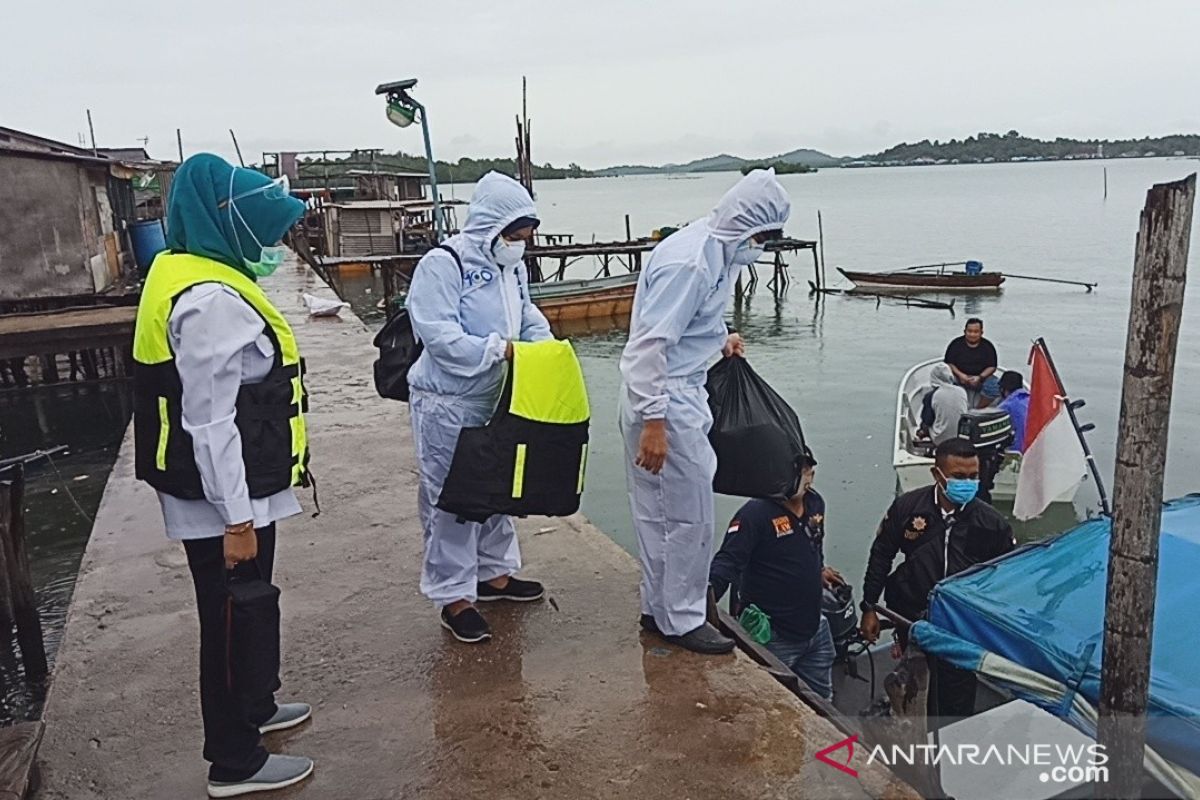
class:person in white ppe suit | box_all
[406,171,554,644]
[619,169,791,654]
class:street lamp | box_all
[375,78,445,242]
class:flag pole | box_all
[1033,336,1111,516]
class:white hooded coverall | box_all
[406,172,553,606]
[618,170,791,636]
[927,363,970,445]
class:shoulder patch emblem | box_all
[904,515,928,540]
[727,521,740,535]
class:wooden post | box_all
[0,505,13,634]
[624,214,632,242]
[0,464,48,679]
[1098,174,1195,798]
[176,128,184,162]
[817,210,827,289]
[86,109,98,157]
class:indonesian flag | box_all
[1013,341,1088,521]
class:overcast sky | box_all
[4,1,1198,168]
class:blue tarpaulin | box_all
[912,494,1200,793]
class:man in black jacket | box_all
[708,452,843,699]
[859,437,1015,719]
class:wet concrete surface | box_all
[35,257,917,800]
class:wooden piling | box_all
[0,464,48,680]
[1097,173,1195,798]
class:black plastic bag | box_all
[706,356,809,499]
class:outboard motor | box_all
[822,582,859,661]
[958,408,1015,504]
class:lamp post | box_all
[375,78,445,242]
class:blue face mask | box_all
[938,469,979,506]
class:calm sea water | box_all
[4,157,1198,722]
[340,158,1200,576]
[0,383,131,722]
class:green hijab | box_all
[165,153,306,280]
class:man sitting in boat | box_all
[918,363,968,445]
[996,370,1030,452]
[708,450,843,700]
[858,438,1015,719]
[944,318,998,404]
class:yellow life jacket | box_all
[131,252,309,499]
[437,339,590,522]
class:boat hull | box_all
[840,268,1005,293]
[529,273,638,332]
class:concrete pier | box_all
[35,257,916,799]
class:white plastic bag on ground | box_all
[303,293,350,318]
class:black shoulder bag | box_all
[373,245,462,402]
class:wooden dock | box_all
[0,306,135,389]
[35,255,918,800]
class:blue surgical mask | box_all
[938,469,979,506]
[731,239,764,266]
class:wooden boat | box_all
[893,358,1078,503]
[839,267,1005,293]
[528,272,638,329]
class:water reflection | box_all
[0,382,132,723]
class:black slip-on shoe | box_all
[477,576,545,603]
[663,622,735,655]
[639,614,661,635]
[441,606,492,643]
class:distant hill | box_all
[595,147,839,176]
[848,131,1200,167]
[772,148,841,168]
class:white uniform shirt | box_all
[156,283,301,540]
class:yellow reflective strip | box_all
[156,396,169,470]
[576,442,588,494]
[512,444,527,499]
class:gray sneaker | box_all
[259,702,312,734]
[207,754,314,798]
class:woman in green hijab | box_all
[132,153,315,796]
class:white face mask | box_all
[731,239,764,266]
[492,237,526,267]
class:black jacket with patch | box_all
[862,486,1014,620]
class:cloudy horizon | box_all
[4,1,1198,169]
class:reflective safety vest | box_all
[437,339,590,523]
[131,252,310,499]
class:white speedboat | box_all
[893,358,1076,503]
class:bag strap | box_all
[433,244,464,283]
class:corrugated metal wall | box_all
[337,208,398,256]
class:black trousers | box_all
[183,525,280,782]
[897,621,977,722]
[930,660,978,721]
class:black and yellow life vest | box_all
[437,340,590,523]
[131,252,310,499]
